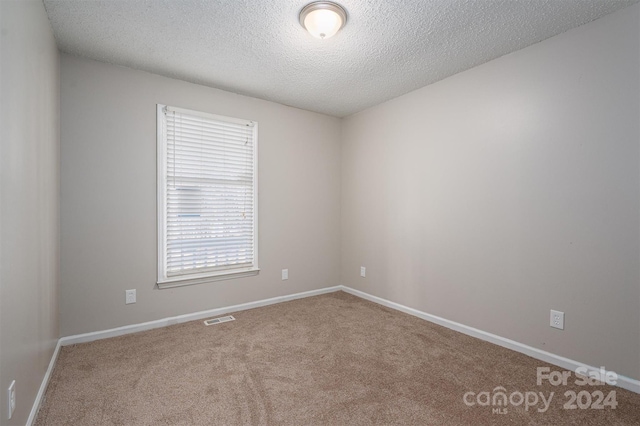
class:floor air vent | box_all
[204,315,235,326]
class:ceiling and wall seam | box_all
[43,0,639,117]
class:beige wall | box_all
[0,1,60,424]
[341,5,640,381]
[59,55,342,336]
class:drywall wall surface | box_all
[341,4,640,380]
[60,55,341,336]
[0,1,60,424]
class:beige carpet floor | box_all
[36,291,640,425]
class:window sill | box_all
[157,268,260,289]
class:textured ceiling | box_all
[44,0,638,117]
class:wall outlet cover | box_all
[550,310,564,330]
[7,380,15,420]
[281,269,288,280]
[360,266,366,277]
[125,289,136,304]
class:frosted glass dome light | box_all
[300,2,347,39]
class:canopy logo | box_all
[462,366,618,414]
[463,387,553,414]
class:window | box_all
[157,105,258,288]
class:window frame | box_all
[156,104,259,289]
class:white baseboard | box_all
[59,285,342,346]
[340,286,640,394]
[26,339,62,426]
[28,282,639,424]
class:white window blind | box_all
[157,105,258,287]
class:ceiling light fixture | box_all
[299,1,347,39]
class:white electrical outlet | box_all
[7,380,15,420]
[125,289,136,304]
[281,269,288,280]
[550,310,564,330]
[360,266,366,277]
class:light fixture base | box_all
[299,1,348,39]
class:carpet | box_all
[35,291,640,425]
